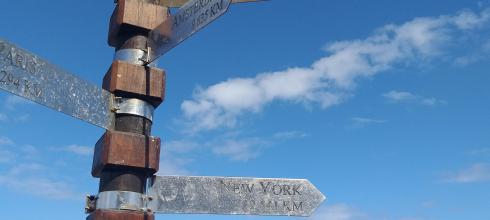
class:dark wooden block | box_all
[87,210,154,220]
[92,130,161,177]
[103,60,166,107]
[109,0,169,47]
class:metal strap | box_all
[114,49,157,67]
[114,98,155,121]
[96,191,149,212]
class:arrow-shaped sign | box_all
[147,0,265,8]
[148,0,233,62]
[0,39,115,130]
[147,176,326,216]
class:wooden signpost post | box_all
[0,0,326,219]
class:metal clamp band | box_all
[114,49,157,67]
[96,191,150,212]
[114,98,155,121]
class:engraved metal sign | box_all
[148,0,232,62]
[0,39,115,130]
[147,176,326,216]
[147,0,265,8]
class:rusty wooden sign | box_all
[147,176,326,216]
[0,39,115,129]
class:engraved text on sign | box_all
[147,176,326,216]
[0,39,114,129]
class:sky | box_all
[0,0,489,220]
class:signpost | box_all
[1,0,327,220]
[147,176,326,216]
[0,39,114,130]
[146,0,265,9]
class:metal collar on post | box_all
[113,98,155,121]
[114,48,157,67]
[96,191,151,212]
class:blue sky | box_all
[1,0,490,220]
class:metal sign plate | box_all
[147,176,326,216]
[148,0,232,62]
[147,0,264,8]
[0,39,114,130]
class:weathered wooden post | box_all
[87,1,168,219]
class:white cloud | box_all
[0,149,14,163]
[469,147,490,155]
[181,8,489,132]
[351,117,387,125]
[165,140,200,154]
[383,91,417,102]
[311,204,363,220]
[4,95,32,110]
[212,138,267,162]
[443,163,490,183]
[0,163,79,200]
[20,144,40,160]
[383,90,446,106]
[0,113,7,122]
[64,145,93,156]
[0,136,13,146]
[348,117,387,129]
[157,148,193,176]
[273,131,308,139]
[157,158,192,176]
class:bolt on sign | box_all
[0,0,327,218]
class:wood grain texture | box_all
[109,0,170,47]
[103,60,166,107]
[92,130,161,177]
[87,210,154,220]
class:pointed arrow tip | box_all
[302,179,327,217]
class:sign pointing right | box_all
[147,176,326,216]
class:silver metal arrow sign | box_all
[0,39,115,130]
[147,0,266,8]
[147,176,326,216]
[148,0,232,62]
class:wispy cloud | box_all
[180,8,488,132]
[64,145,93,156]
[212,138,268,162]
[311,204,364,220]
[0,137,15,163]
[442,163,490,183]
[165,140,200,154]
[468,147,490,155]
[157,148,194,176]
[350,117,387,128]
[0,137,84,200]
[0,96,32,123]
[0,149,14,163]
[0,136,13,146]
[4,95,32,110]
[0,163,80,200]
[273,131,308,139]
[0,113,7,122]
[383,91,446,106]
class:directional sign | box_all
[147,0,265,8]
[147,176,326,216]
[148,0,232,62]
[0,39,115,130]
